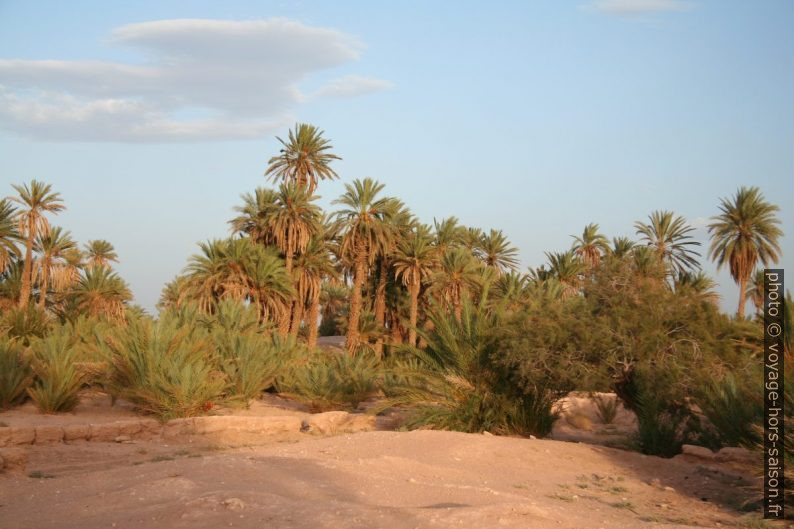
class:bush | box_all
[103,316,227,420]
[281,351,381,412]
[1,306,50,345]
[215,333,280,404]
[591,393,619,424]
[385,299,561,437]
[696,370,763,448]
[0,336,32,409]
[27,329,87,413]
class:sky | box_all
[0,0,792,314]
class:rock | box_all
[116,421,142,437]
[63,424,90,442]
[681,444,716,460]
[529,435,537,440]
[0,447,28,471]
[114,435,132,443]
[663,486,675,492]
[163,418,196,438]
[565,414,593,431]
[7,427,35,445]
[34,426,64,444]
[0,427,10,447]
[715,446,756,464]
[302,412,375,435]
[89,423,123,442]
[483,431,493,436]
[222,498,245,510]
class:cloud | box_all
[0,18,390,142]
[587,0,692,15]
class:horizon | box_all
[1,0,792,313]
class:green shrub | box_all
[104,317,227,420]
[27,329,87,413]
[215,333,280,404]
[0,336,32,409]
[696,370,763,448]
[281,351,381,412]
[591,393,619,424]
[1,306,50,345]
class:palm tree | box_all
[433,217,464,254]
[545,251,585,298]
[393,230,437,346]
[747,269,766,314]
[84,239,118,268]
[429,247,482,321]
[70,266,131,322]
[571,223,610,268]
[0,199,21,274]
[634,211,701,275]
[476,229,520,274]
[333,178,396,352]
[34,227,76,309]
[8,180,65,309]
[291,233,337,345]
[708,186,782,318]
[611,237,635,259]
[674,271,719,305]
[491,271,529,309]
[268,183,321,335]
[265,123,341,195]
[229,187,279,244]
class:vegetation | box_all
[0,122,787,511]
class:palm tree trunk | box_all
[290,298,304,337]
[37,259,49,310]
[373,259,388,356]
[390,310,403,345]
[307,290,321,349]
[737,275,748,319]
[18,217,34,309]
[346,253,366,354]
[278,245,295,336]
[408,278,419,347]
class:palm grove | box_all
[0,125,791,477]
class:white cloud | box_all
[0,18,390,142]
[587,0,692,15]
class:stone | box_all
[114,435,132,443]
[8,427,35,445]
[302,412,374,436]
[163,418,196,438]
[139,419,163,437]
[63,424,90,442]
[222,498,245,510]
[34,426,64,444]
[116,421,143,437]
[0,447,28,471]
[681,444,716,460]
[715,446,756,464]
[483,431,493,436]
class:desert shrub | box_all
[0,336,32,409]
[1,306,50,345]
[591,393,619,424]
[385,299,562,436]
[281,351,381,412]
[215,332,280,404]
[27,328,87,413]
[696,370,763,448]
[103,316,227,420]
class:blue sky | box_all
[1,0,792,313]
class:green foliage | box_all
[103,315,227,420]
[385,299,563,437]
[281,351,381,412]
[27,328,87,413]
[591,393,619,425]
[1,306,50,345]
[0,336,32,409]
[696,371,763,448]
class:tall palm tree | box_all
[747,269,766,315]
[8,180,65,309]
[476,229,520,274]
[0,199,21,274]
[634,211,701,275]
[393,230,437,346]
[291,233,337,345]
[611,237,636,259]
[708,186,782,318]
[34,227,77,309]
[70,266,132,322]
[571,223,610,268]
[433,216,464,254]
[83,239,118,268]
[429,247,482,321]
[674,271,720,306]
[545,251,586,298]
[268,183,321,335]
[491,270,529,309]
[265,123,341,195]
[229,187,279,244]
[333,178,396,352]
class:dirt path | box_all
[0,430,758,529]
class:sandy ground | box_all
[1,427,762,529]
